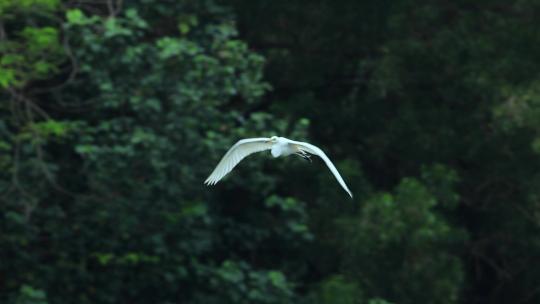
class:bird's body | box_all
[205,136,353,198]
[271,137,297,157]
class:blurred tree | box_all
[0,1,310,303]
[3,0,540,303]
[231,0,540,303]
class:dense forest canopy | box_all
[1,1,540,303]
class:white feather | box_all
[289,140,353,198]
[204,138,273,185]
[204,136,353,198]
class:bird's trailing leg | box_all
[296,149,312,162]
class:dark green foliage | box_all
[232,1,540,303]
[2,0,540,303]
[1,1,306,303]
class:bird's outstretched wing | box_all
[291,140,353,198]
[205,138,273,185]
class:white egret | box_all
[204,136,353,198]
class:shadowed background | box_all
[1,1,540,303]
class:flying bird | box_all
[204,136,353,198]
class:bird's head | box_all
[269,136,278,142]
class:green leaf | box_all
[268,271,287,288]
[0,68,17,88]
[66,9,85,24]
